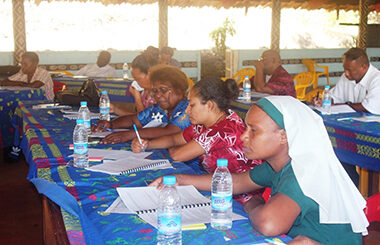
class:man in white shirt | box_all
[330,47,380,115]
[76,51,117,78]
[1,52,54,100]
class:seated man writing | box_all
[315,47,380,115]
[93,65,190,144]
[251,49,296,98]
[0,52,54,100]
[151,96,368,244]
[132,77,263,204]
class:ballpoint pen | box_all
[337,117,353,121]
[93,122,114,132]
[133,124,145,152]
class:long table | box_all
[0,88,45,149]
[230,99,380,197]
[14,100,291,245]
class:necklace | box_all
[209,111,227,127]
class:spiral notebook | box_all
[85,158,172,175]
[116,185,247,228]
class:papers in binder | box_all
[86,158,172,175]
[116,185,247,228]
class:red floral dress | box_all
[183,109,263,204]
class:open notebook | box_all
[86,158,172,175]
[116,185,247,228]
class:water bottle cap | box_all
[325,85,330,89]
[245,76,249,79]
[80,101,87,106]
[102,91,108,95]
[163,176,176,185]
[76,119,84,124]
[217,159,228,167]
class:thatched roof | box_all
[33,0,380,12]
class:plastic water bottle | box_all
[73,119,89,168]
[122,62,129,79]
[242,76,251,102]
[157,176,182,245]
[78,101,91,134]
[322,85,332,115]
[99,91,110,121]
[211,159,233,230]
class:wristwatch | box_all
[345,101,352,105]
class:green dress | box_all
[249,161,362,245]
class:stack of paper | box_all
[116,185,247,228]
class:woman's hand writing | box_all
[131,138,149,153]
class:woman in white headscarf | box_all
[150,95,368,244]
[239,96,368,244]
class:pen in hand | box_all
[93,122,114,132]
[133,124,145,152]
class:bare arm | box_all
[101,123,183,144]
[1,78,43,88]
[129,86,145,112]
[110,102,137,116]
[253,61,275,94]
[169,140,205,162]
[110,114,141,129]
[150,171,262,194]
[131,132,186,152]
[349,103,369,113]
[244,192,300,237]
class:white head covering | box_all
[256,96,368,235]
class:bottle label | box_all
[100,107,109,115]
[322,99,331,107]
[84,120,91,129]
[74,142,88,154]
[212,192,232,211]
[158,213,181,235]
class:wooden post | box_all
[358,0,369,50]
[12,0,27,65]
[158,0,168,49]
[270,0,281,51]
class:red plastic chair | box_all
[365,193,380,223]
[53,81,66,95]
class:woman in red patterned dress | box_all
[132,77,263,204]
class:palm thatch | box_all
[32,0,380,12]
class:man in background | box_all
[328,47,380,114]
[160,46,181,68]
[252,49,296,98]
[1,51,54,100]
[76,50,117,78]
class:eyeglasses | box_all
[151,87,171,96]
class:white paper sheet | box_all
[32,103,72,110]
[89,129,129,138]
[312,104,356,114]
[86,158,172,175]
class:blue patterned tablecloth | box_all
[15,101,291,245]
[0,88,45,149]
